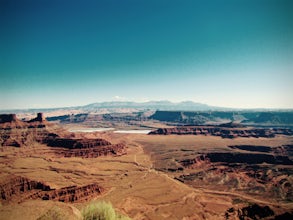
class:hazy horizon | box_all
[1,0,292,110]
[1,99,293,111]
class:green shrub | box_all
[82,201,131,220]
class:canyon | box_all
[149,125,293,138]
[0,112,292,219]
[0,113,126,158]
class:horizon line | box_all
[0,100,293,112]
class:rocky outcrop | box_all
[180,153,293,166]
[0,113,126,158]
[46,138,111,149]
[276,145,293,157]
[150,110,293,125]
[239,204,275,219]
[0,176,104,203]
[149,110,236,124]
[45,137,126,158]
[0,176,51,201]
[180,155,209,167]
[0,113,49,130]
[228,145,272,153]
[178,148,293,202]
[0,119,55,147]
[54,143,126,158]
[29,113,46,123]
[149,126,293,138]
[178,164,293,201]
[29,183,104,203]
[2,139,21,147]
[225,204,293,220]
[274,212,293,220]
[242,112,293,125]
[228,145,293,156]
[225,204,275,220]
[0,114,26,128]
[218,122,246,128]
[0,114,17,123]
[46,114,89,123]
[150,111,185,123]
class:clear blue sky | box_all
[1,0,292,109]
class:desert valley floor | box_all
[0,113,292,219]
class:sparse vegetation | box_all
[81,201,131,220]
[37,207,67,220]
[1,116,292,219]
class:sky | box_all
[0,0,292,109]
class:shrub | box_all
[82,201,120,220]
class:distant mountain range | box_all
[1,101,292,113]
[2,101,292,127]
[47,100,293,112]
[81,100,223,111]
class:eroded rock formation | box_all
[150,110,293,125]
[0,113,55,147]
[53,143,126,158]
[149,126,293,138]
[0,176,104,203]
[225,204,275,220]
[0,176,51,201]
[0,113,49,129]
[28,183,104,203]
[44,137,126,158]
[177,147,293,202]
[207,152,292,165]
[0,113,126,158]
[29,113,46,123]
[46,138,111,149]
[228,145,272,153]
[0,114,17,123]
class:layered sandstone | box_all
[0,113,54,147]
[0,176,104,203]
[150,110,293,125]
[45,138,111,149]
[0,113,126,158]
[0,113,48,129]
[28,183,104,203]
[45,137,126,157]
[149,126,293,138]
[0,114,26,128]
[180,152,293,166]
[177,144,293,202]
[54,143,126,158]
[29,112,46,123]
[0,176,51,201]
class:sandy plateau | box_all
[0,113,292,219]
[0,134,232,219]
